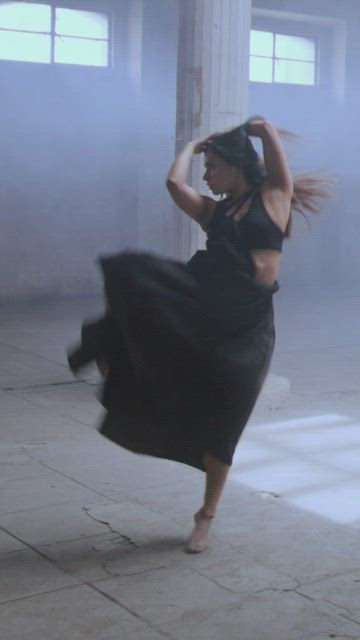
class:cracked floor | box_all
[1,289,360,640]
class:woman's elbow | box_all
[166,176,180,194]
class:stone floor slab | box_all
[1,548,78,603]
[24,436,194,498]
[0,458,50,482]
[159,589,360,640]
[38,531,182,582]
[11,381,102,427]
[0,529,27,553]
[296,573,360,623]
[0,344,73,390]
[0,500,114,546]
[0,389,91,444]
[1,293,360,639]
[91,566,242,627]
[0,583,151,640]
[0,469,102,515]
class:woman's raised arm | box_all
[246,117,293,197]
[166,135,216,229]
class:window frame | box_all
[250,8,347,102]
[0,1,113,68]
[250,28,319,87]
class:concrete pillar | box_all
[175,0,252,259]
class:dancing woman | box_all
[68,117,330,553]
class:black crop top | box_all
[201,187,285,278]
[211,188,284,252]
[236,190,284,252]
[187,187,286,282]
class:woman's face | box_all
[203,151,241,195]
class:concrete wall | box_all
[250,0,360,289]
[3,0,359,298]
[0,0,178,299]
[136,0,178,256]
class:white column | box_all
[175,0,252,259]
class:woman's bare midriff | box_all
[251,249,281,287]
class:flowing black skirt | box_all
[68,250,277,471]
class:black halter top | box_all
[200,187,284,276]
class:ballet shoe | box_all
[185,508,214,554]
[67,318,110,375]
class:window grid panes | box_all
[0,1,110,66]
[250,29,317,86]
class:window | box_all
[0,1,110,66]
[250,29,316,85]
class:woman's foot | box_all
[185,508,214,554]
[96,357,109,377]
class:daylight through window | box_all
[0,1,110,66]
[250,29,316,85]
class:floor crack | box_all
[99,563,168,578]
[192,568,241,594]
[82,507,138,548]
[295,570,360,589]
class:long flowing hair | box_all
[205,122,334,237]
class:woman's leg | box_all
[186,453,230,553]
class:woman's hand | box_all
[191,132,219,155]
[245,116,298,142]
[245,117,293,196]
[244,116,266,137]
[166,132,218,226]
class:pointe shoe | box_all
[185,508,214,554]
